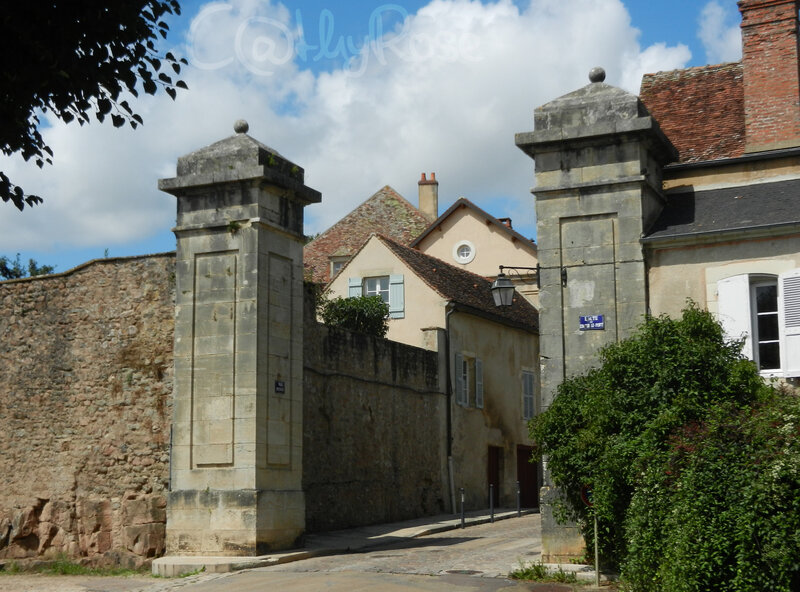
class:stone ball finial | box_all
[234,119,249,134]
[589,67,606,83]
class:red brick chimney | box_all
[497,217,513,229]
[418,172,439,222]
[739,0,800,152]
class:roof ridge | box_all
[642,61,742,81]
[410,197,536,250]
[375,234,538,331]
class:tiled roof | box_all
[377,235,539,332]
[410,197,537,250]
[643,178,800,242]
[304,186,430,284]
[640,62,744,164]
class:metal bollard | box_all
[516,480,521,517]
[460,488,465,529]
[489,484,494,523]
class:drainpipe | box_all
[445,302,456,514]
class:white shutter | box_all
[717,275,753,360]
[779,268,800,377]
[475,359,484,409]
[388,275,405,319]
[348,277,362,298]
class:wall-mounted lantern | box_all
[491,265,538,307]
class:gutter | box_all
[445,303,456,514]
[663,145,800,173]
[642,221,800,248]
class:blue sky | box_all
[1,0,743,274]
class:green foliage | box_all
[0,2,188,210]
[509,561,578,584]
[624,391,800,591]
[0,253,55,279]
[530,305,800,590]
[318,295,389,338]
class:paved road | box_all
[0,514,544,592]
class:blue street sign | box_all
[579,315,605,330]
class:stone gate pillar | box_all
[515,70,676,562]
[158,121,321,555]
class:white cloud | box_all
[698,0,742,65]
[619,42,692,94]
[0,0,692,254]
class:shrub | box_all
[530,304,800,590]
[318,295,389,338]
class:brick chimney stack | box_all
[739,0,800,152]
[418,172,439,222]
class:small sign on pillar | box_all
[579,315,605,331]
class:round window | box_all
[452,240,476,264]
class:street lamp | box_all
[490,265,538,307]
[491,273,515,307]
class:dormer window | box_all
[329,256,350,278]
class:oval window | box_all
[452,240,476,264]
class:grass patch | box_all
[0,555,148,577]
[510,560,578,583]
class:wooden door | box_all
[516,445,539,508]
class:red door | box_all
[516,445,539,508]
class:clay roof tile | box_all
[639,62,744,164]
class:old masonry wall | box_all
[0,254,175,567]
[0,254,449,565]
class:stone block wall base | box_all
[165,489,304,556]
[539,485,585,563]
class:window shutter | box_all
[388,274,405,319]
[717,274,753,360]
[475,359,484,408]
[522,372,535,420]
[455,353,465,405]
[779,268,800,377]
[348,277,362,298]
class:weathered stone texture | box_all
[0,254,175,566]
[0,254,452,563]
[303,287,447,532]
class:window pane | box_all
[759,342,780,370]
[757,313,779,341]
[755,285,777,313]
[364,276,389,302]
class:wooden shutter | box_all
[475,359,484,409]
[388,274,405,319]
[779,268,800,377]
[348,277,362,298]
[455,353,465,405]
[717,274,753,360]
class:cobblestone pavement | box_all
[256,513,542,579]
[0,514,543,592]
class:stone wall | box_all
[0,256,450,562]
[303,287,448,532]
[0,254,175,567]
